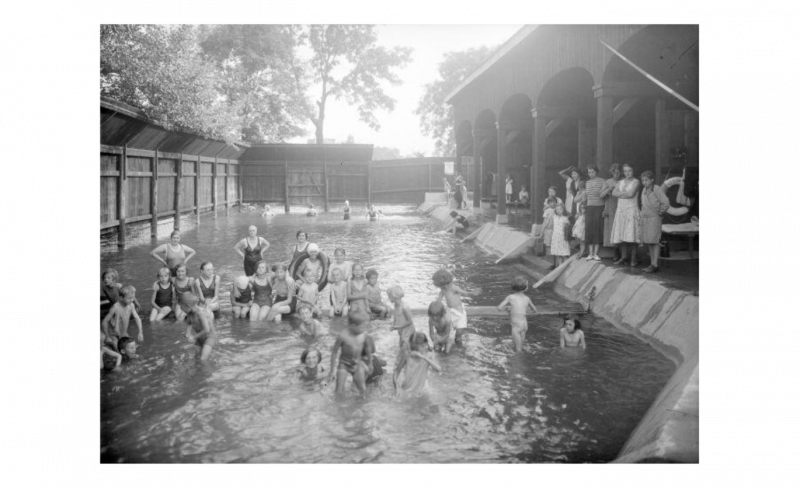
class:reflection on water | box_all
[100,208,675,463]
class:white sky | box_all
[287,25,523,155]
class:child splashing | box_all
[432,269,481,346]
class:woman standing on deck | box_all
[234,225,270,277]
[610,164,642,267]
[638,171,670,273]
[601,164,622,258]
[583,166,605,261]
[150,231,197,277]
[558,166,583,217]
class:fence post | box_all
[238,161,243,208]
[174,154,182,231]
[284,159,290,213]
[151,152,158,238]
[323,160,329,212]
[212,157,218,218]
[194,157,200,224]
[117,146,127,248]
[225,160,230,216]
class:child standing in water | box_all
[327,247,353,282]
[348,263,369,314]
[172,264,194,322]
[428,301,454,354]
[365,269,391,319]
[432,269,481,346]
[327,310,375,397]
[393,332,441,395]
[388,285,415,347]
[329,268,349,317]
[296,243,324,285]
[231,276,253,319]
[102,285,144,344]
[298,304,323,337]
[149,267,175,322]
[180,291,218,361]
[296,267,321,316]
[560,317,586,349]
[306,204,318,216]
[497,276,539,352]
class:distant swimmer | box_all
[306,204,318,217]
[366,205,383,221]
[343,200,351,220]
[261,204,275,217]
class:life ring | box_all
[288,250,330,290]
[662,177,693,216]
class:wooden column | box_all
[284,160,290,213]
[225,161,230,216]
[495,122,508,223]
[323,161,329,212]
[193,157,200,224]
[655,99,669,181]
[174,154,182,231]
[596,95,615,174]
[472,132,482,209]
[238,162,243,207]
[150,153,158,237]
[366,161,372,208]
[532,114,547,225]
[211,158,218,218]
[117,146,127,248]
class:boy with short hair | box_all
[328,267,349,317]
[102,284,143,344]
[117,336,139,361]
[427,301,454,354]
[497,276,539,352]
[365,268,391,319]
[298,304,323,337]
[180,291,217,362]
[432,269,481,346]
[327,310,375,397]
[388,285,415,347]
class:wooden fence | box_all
[242,157,471,208]
[100,144,242,245]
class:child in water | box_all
[366,205,382,221]
[117,336,139,362]
[296,243,324,284]
[298,304,323,337]
[172,264,194,322]
[261,204,275,217]
[432,268,481,346]
[102,285,144,344]
[343,200,351,220]
[497,276,539,352]
[306,204,318,217]
[329,268,349,317]
[267,263,297,322]
[180,291,218,361]
[102,268,141,313]
[347,263,369,314]
[327,310,375,397]
[365,268,391,319]
[231,276,253,319]
[100,331,122,371]
[560,317,586,349]
[393,332,441,395]
[194,262,220,312]
[296,267,321,316]
[327,247,353,282]
[150,267,175,321]
[388,285,415,347]
[444,210,470,234]
[428,301,454,354]
[299,348,325,379]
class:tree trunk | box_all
[315,121,324,144]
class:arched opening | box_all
[455,120,473,184]
[473,110,498,205]
[499,94,533,213]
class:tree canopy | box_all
[415,46,493,156]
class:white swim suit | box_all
[448,305,468,330]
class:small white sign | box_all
[444,161,454,175]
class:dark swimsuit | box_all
[292,243,309,262]
[243,238,263,277]
[173,278,193,298]
[368,210,377,221]
[154,282,174,308]
[272,278,296,313]
[234,283,253,306]
[252,278,273,307]
[343,206,351,220]
[198,275,218,300]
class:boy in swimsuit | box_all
[180,291,218,361]
[497,276,539,352]
[560,317,586,349]
[388,285,415,347]
[365,269,391,319]
[102,285,144,344]
[393,332,441,395]
[327,247,353,282]
[432,269,481,346]
[296,267,321,316]
[329,267,349,317]
[117,336,139,361]
[298,304,323,337]
[427,301,454,354]
[327,310,375,398]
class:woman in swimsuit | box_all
[150,231,197,277]
[234,225,270,277]
[290,230,310,264]
[267,263,297,323]
[193,261,220,312]
[249,260,274,321]
[172,264,194,322]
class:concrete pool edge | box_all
[419,202,699,463]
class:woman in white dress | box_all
[610,164,642,267]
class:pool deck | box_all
[420,197,699,463]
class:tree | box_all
[101,25,241,144]
[290,25,413,144]
[198,25,309,143]
[415,46,493,156]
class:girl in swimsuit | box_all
[172,264,194,322]
[267,263,297,323]
[150,267,175,321]
[249,260,274,321]
[234,225,270,277]
[560,317,586,349]
[393,332,441,396]
[193,262,220,312]
[347,263,369,314]
[102,268,141,313]
[231,275,253,319]
[150,231,197,277]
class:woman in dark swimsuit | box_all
[290,230,310,264]
[234,225,270,277]
[249,260,275,321]
[172,264,195,321]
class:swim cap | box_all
[307,243,319,253]
[235,276,250,289]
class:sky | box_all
[286,25,523,155]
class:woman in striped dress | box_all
[583,165,606,261]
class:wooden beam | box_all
[545,118,566,138]
[593,82,664,99]
[151,152,158,237]
[284,160,290,213]
[596,97,614,174]
[117,147,127,248]
[532,105,594,120]
[612,97,639,126]
[225,161,230,216]
[127,147,155,158]
[174,152,182,231]
[211,157,218,217]
[655,99,669,182]
[100,144,124,155]
[191,155,200,224]
[323,161,329,212]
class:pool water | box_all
[100,207,675,463]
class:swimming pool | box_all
[100,208,675,463]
